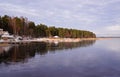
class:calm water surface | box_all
[0,38,120,77]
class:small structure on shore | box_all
[1,31,14,41]
[0,28,4,39]
[53,36,59,38]
[0,28,23,43]
[0,28,15,42]
[0,28,4,35]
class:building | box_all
[0,28,22,42]
[0,28,4,35]
[0,28,14,41]
[1,31,14,40]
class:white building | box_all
[0,28,22,42]
[0,28,14,41]
[1,31,14,40]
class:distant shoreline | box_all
[97,37,120,38]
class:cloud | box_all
[95,24,120,37]
[0,0,120,36]
[0,3,39,16]
[106,25,120,31]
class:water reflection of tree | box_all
[0,40,96,64]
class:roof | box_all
[1,34,14,38]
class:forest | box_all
[0,15,96,38]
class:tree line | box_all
[0,15,96,38]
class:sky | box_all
[0,0,120,37]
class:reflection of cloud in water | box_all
[97,39,120,52]
[107,40,120,52]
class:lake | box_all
[0,38,120,77]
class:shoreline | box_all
[0,37,112,45]
[31,37,107,43]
